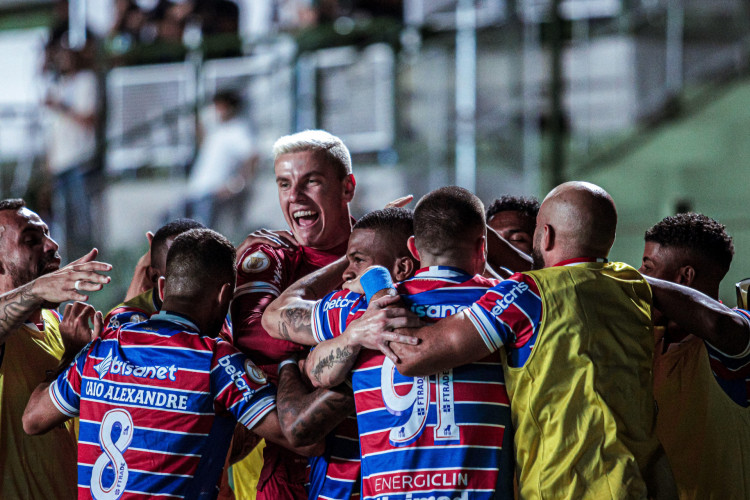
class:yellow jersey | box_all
[0,309,77,499]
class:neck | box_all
[160,297,214,334]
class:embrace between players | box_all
[13,130,750,500]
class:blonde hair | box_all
[272,130,352,177]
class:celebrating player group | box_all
[6,130,750,500]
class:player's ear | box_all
[157,276,166,301]
[147,266,160,287]
[676,265,695,287]
[407,236,420,261]
[393,255,415,282]
[218,282,233,309]
[341,174,355,203]
[542,224,555,251]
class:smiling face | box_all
[0,208,61,289]
[488,210,535,256]
[275,150,354,250]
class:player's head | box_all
[343,207,417,285]
[412,186,486,276]
[273,130,355,250]
[640,213,733,297]
[486,195,539,255]
[150,218,206,286]
[0,198,61,290]
[533,182,617,270]
[160,228,236,337]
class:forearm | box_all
[647,276,750,355]
[262,257,347,345]
[306,335,360,388]
[486,226,532,273]
[391,313,493,377]
[0,282,44,344]
[278,363,354,446]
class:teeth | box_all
[293,210,317,219]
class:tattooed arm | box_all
[0,249,111,345]
[262,256,348,345]
[277,358,355,446]
[305,333,360,389]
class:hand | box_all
[237,229,297,257]
[124,232,154,301]
[384,195,413,209]
[30,248,112,305]
[345,294,422,363]
[342,266,394,297]
[60,301,103,354]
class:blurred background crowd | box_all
[0,0,749,308]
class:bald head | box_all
[534,182,617,267]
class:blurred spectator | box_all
[43,35,99,259]
[186,90,258,228]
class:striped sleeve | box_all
[311,290,366,343]
[50,341,91,417]
[466,273,543,367]
[211,342,277,429]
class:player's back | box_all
[352,266,514,500]
[69,312,275,499]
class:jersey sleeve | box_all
[465,273,543,366]
[211,341,277,430]
[311,290,366,343]
[231,243,306,364]
[706,308,750,379]
[49,341,93,417]
[105,306,150,331]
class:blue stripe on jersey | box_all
[349,267,514,500]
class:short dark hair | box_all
[414,186,485,255]
[486,195,539,221]
[165,228,236,296]
[212,90,242,111]
[353,207,414,256]
[151,218,205,269]
[645,213,734,274]
[0,198,26,212]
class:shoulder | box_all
[319,289,365,311]
[237,243,300,276]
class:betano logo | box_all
[92,349,178,381]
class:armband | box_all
[361,266,395,302]
[278,357,298,374]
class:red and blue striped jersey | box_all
[51,311,276,500]
[467,272,542,368]
[314,266,515,500]
[305,289,365,500]
[706,308,750,407]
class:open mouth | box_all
[293,210,319,228]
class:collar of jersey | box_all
[413,266,472,279]
[553,257,608,267]
[152,310,200,333]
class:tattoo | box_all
[279,305,313,342]
[0,282,42,340]
[310,346,354,384]
[277,364,355,445]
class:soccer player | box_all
[301,187,516,500]
[639,213,750,498]
[485,195,539,256]
[23,228,321,499]
[0,198,111,499]
[106,218,205,329]
[231,129,356,499]
[344,182,676,499]
[265,207,418,500]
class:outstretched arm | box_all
[0,249,111,344]
[277,357,355,446]
[262,256,348,346]
[646,276,750,356]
